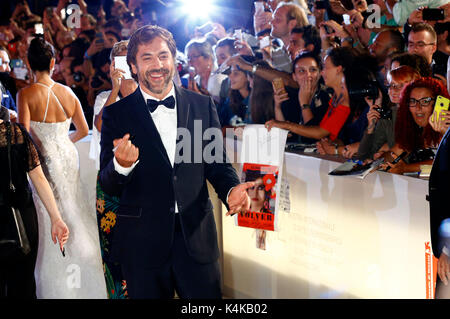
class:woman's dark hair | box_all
[228,70,250,120]
[391,52,432,77]
[250,60,275,124]
[327,48,376,116]
[243,169,273,214]
[292,50,322,71]
[27,37,55,72]
[395,77,449,152]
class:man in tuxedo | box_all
[99,25,253,299]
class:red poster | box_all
[237,163,278,231]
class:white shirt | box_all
[113,84,180,212]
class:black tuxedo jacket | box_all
[99,85,240,267]
[429,128,450,258]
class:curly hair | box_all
[395,77,450,152]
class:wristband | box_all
[301,104,311,110]
[84,51,91,60]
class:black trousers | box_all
[121,214,222,299]
[0,200,39,299]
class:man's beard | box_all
[140,67,174,95]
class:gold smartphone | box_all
[272,77,286,95]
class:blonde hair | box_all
[276,1,309,28]
[110,40,129,62]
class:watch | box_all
[301,104,311,110]
[252,64,258,75]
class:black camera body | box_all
[348,80,379,102]
[374,106,392,119]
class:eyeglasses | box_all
[408,97,434,107]
[187,54,202,62]
[387,83,405,91]
[407,41,435,49]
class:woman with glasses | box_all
[381,77,450,174]
[358,65,420,160]
[184,38,226,103]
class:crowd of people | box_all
[1,0,450,299]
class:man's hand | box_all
[113,133,139,168]
[226,182,255,216]
[225,55,252,72]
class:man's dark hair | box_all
[391,52,432,77]
[70,57,84,74]
[215,37,237,55]
[410,22,437,43]
[27,37,55,72]
[127,25,177,82]
[79,29,96,42]
[434,22,450,45]
[104,18,123,34]
[69,38,90,59]
[292,25,321,56]
[387,29,405,52]
[292,50,322,70]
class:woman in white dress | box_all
[17,37,106,299]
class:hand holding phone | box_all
[434,95,450,121]
[422,8,445,21]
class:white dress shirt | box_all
[113,84,180,212]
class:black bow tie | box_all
[147,96,175,113]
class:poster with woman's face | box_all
[236,163,278,231]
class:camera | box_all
[374,106,392,119]
[348,80,379,102]
[73,71,84,83]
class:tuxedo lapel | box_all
[174,85,191,172]
[131,88,172,169]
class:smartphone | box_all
[114,56,132,79]
[422,8,445,21]
[324,24,333,35]
[34,23,44,35]
[272,77,286,95]
[95,32,104,44]
[434,95,450,121]
[343,14,351,25]
[315,0,327,9]
[10,59,23,69]
[259,36,271,49]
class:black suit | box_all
[99,85,240,298]
[429,128,450,258]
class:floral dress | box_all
[96,176,128,299]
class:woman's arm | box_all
[28,165,69,249]
[17,89,30,132]
[68,89,89,143]
[265,119,330,140]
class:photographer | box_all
[358,66,420,160]
[87,48,112,107]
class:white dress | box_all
[29,82,107,299]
